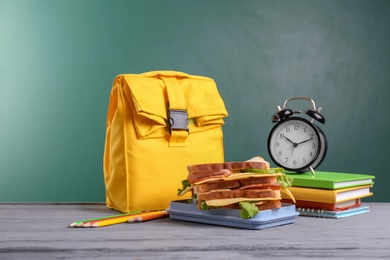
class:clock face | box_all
[268,117,321,172]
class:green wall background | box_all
[1,0,389,202]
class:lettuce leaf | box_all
[177,179,191,196]
[200,201,212,210]
[277,173,293,188]
[239,201,259,219]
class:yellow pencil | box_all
[127,211,169,223]
[84,210,168,227]
[69,210,143,227]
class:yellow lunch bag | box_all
[103,71,228,213]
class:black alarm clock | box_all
[267,97,327,174]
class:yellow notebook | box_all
[282,185,373,203]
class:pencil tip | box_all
[127,217,136,223]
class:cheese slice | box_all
[178,185,193,197]
[223,172,281,180]
[193,177,225,185]
[205,197,281,207]
[193,172,282,185]
[280,186,296,203]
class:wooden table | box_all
[1,203,389,259]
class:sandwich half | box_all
[178,156,295,218]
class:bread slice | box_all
[187,163,225,173]
[197,189,280,202]
[187,160,270,173]
[194,179,241,193]
[239,176,278,186]
[187,169,231,184]
[187,160,271,184]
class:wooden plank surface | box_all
[1,203,389,259]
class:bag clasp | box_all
[168,109,189,134]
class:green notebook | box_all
[286,171,375,190]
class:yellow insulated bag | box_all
[103,71,228,213]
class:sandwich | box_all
[178,156,295,218]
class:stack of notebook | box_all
[281,171,375,218]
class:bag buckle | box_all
[168,109,189,134]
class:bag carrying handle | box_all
[158,74,189,147]
[141,70,190,78]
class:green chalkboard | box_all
[1,0,389,202]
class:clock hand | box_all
[284,136,298,147]
[297,137,313,145]
[291,146,296,156]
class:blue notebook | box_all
[296,205,369,218]
[168,200,299,230]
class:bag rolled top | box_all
[104,71,228,213]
